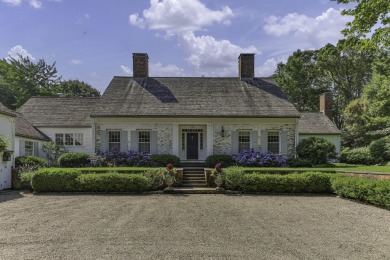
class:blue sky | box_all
[0,0,352,93]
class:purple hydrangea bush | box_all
[232,149,287,167]
[89,147,152,167]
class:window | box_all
[55,133,84,146]
[268,131,280,154]
[138,131,150,153]
[109,131,121,151]
[238,131,250,152]
[25,141,34,156]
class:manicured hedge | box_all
[77,173,150,192]
[339,147,376,165]
[58,152,90,167]
[31,169,82,192]
[15,156,47,168]
[205,155,234,168]
[241,172,335,193]
[297,137,336,164]
[331,176,390,208]
[151,154,180,167]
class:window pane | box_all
[139,143,150,153]
[25,141,33,156]
[109,131,120,143]
[74,133,83,146]
[65,134,74,145]
[55,133,63,145]
[139,131,150,143]
[239,143,250,153]
[238,131,251,152]
[109,143,120,151]
[268,131,279,154]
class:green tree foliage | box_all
[274,50,330,112]
[60,79,100,97]
[317,38,375,128]
[296,137,336,164]
[42,141,68,167]
[333,0,390,49]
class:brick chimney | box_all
[133,53,149,77]
[238,53,255,79]
[320,92,333,121]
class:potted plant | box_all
[210,163,225,191]
[163,163,176,190]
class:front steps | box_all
[179,161,207,187]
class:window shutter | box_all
[19,140,25,156]
[120,131,128,152]
[150,131,158,154]
[231,131,238,154]
[281,130,288,155]
[33,142,39,157]
[100,131,108,152]
[251,131,258,151]
[130,131,138,151]
[261,130,268,153]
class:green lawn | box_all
[241,165,390,174]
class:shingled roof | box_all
[15,112,50,141]
[0,103,16,117]
[299,112,341,135]
[91,77,300,118]
[18,97,100,127]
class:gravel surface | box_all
[0,191,389,259]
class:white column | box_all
[207,123,213,156]
[172,123,179,156]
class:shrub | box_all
[287,158,312,168]
[151,154,180,167]
[224,166,245,190]
[205,155,234,168]
[297,137,336,164]
[96,147,152,166]
[88,153,106,167]
[77,173,150,192]
[339,147,376,165]
[142,169,164,190]
[369,136,390,163]
[241,172,335,193]
[15,156,47,168]
[232,149,287,167]
[58,152,90,167]
[331,176,390,208]
[31,169,82,192]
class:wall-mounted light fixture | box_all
[221,126,225,137]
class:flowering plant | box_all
[163,163,176,180]
[232,149,287,167]
[210,163,224,178]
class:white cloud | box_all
[29,0,42,8]
[71,59,81,64]
[90,72,98,78]
[263,8,352,47]
[84,13,90,19]
[121,62,185,77]
[2,0,21,5]
[129,0,233,34]
[256,57,286,77]
[180,31,259,76]
[120,65,132,75]
[7,45,35,60]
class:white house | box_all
[17,53,341,162]
[0,103,16,190]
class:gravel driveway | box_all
[0,191,389,259]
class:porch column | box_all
[207,123,213,156]
[172,123,179,156]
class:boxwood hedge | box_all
[31,169,82,192]
[77,173,150,192]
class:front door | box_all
[186,133,198,160]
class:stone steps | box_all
[182,166,207,187]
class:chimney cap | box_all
[238,53,255,59]
[132,53,149,58]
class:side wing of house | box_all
[0,103,16,190]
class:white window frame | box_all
[108,131,121,151]
[25,141,34,156]
[138,131,151,153]
[267,131,280,154]
[55,133,84,146]
[238,131,251,153]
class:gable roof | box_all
[299,112,341,135]
[15,112,50,141]
[91,77,300,118]
[0,103,16,117]
[18,97,100,127]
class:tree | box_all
[274,50,330,112]
[317,38,375,128]
[42,141,68,167]
[60,79,100,97]
[333,0,390,49]
[0,55,62,109]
